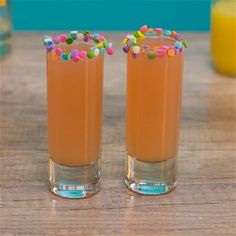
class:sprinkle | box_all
[148,51,156,59]
[133,46,140,54]
[163,30,171,36]
[100,48,106,54]
[147,28,154,33]
[129,38,136,44]
[162,45,169,51]
[84,35,90,42]
[122,38,128,46]
[71,49,79,57]
[175,34,183,41]
[155,28,163,35]
[131,41,138,46]
[94,48,100,56]
[93,39,99,44]
[55,48,63,56]
[133,31,139,38]
[70,31,78,40]
[126,41,131,47]
[92,33,99,38]
[137,31,145,39]
[97,43,103,48]
[61,53,67,61]
[77,33,84,40]
[175,42,182,49]
[121,25,188,59]
[52,36,60,44]
[140,25,147,33]
[46,44,54,50]
[44,37,52,44]
[79,50,87,59]
[73,56,80,62]
[97,35,104,41]
[103,42,108,48]
[107,42,112,48]
[51,53,59,61]
[142,45,150,50]
[182,40,188,48]
[123,43,131,53]
[46,40,53,46]
[142,45,151,53]
[43,30,114,62]
[175,48,181,55]
[60,34,67,43]
[170,31,177,38]
[167,48,175,57]
[106,47,114,55]
[133,31,143,38]
[87,50,94,59]
[66,37,73,44]
[83,30,90,35]
[66,52,72,60]
[123,46,129,53]
[156,49,165,57]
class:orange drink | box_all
[44,31,114,198]
[47,46,104,167]
[123,26,187,195]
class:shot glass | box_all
[123,26,188,195]
[44,31,114,198]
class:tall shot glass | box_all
[45,31,114,198]
[123,26,187,195]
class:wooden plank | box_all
[0,33,236,235]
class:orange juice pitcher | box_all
[211,0,236,77]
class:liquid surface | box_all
[126,38,184,162]
[47,45,104,167]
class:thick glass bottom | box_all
[125,154,177,195]
[49,158,101,199]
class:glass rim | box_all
[122,25,188,59]
[43,30,114,62]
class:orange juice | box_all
[47,45,104,167]
[211,0,236,76]
[126,38,184,162]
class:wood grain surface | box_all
[0,33,236,236]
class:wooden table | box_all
[1,33,236,236]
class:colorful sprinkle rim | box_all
[44,30,114,62]
[122,25,188,59]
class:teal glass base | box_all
[125,154,177,195]
[49,158,101,199]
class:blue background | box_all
[12,0,211,31]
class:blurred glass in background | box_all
[211,0,236,77]
[0,0,11,59]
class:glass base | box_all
[49,158,101,199]
[125,154,177,195]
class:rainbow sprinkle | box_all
[122,25,188,59]
[44,30,114,62]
